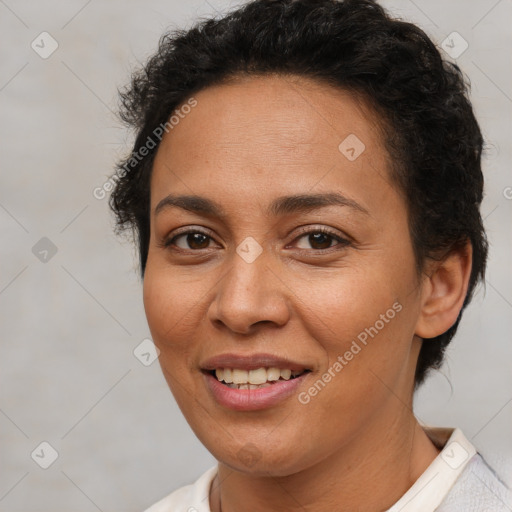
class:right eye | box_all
[163,230,215,251]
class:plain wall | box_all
[1,0,510,510]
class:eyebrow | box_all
[154,192,369,218]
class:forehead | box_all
[151,74,394,213]
[163,74,387,152]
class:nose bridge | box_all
[209,247,289,333]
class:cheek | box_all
[293,264,408,338]
[287,278,416,455]
[144,260,201,341]
[143,264,207,414]
[290,262,419,393]
[142,261,206,380]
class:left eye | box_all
[294,231,348,250]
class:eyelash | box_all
[160,226,350,253]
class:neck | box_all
[210,410,440,512]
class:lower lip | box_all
[203,372,308,411]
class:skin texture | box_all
[143,74,472,512]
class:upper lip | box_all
[201,353,310,372]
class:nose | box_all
[207,250,291,335]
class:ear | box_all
[415,242,473,339]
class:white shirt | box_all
[144,427,511,512]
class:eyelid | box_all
[292,224,346,237]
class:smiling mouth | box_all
[207,367,311,390]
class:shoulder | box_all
[143,466,218,512]
[437,453,512,511]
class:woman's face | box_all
[144,75,425,476]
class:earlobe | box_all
[415,242,473,339]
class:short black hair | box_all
[110,0,488,387]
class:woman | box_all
[110,0,511,510]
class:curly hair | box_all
[110,0,488,387]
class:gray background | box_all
[0,0,510,510]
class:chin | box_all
[209,439,318,478]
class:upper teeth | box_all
[215,367,302,384]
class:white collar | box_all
[385,427,476,512]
